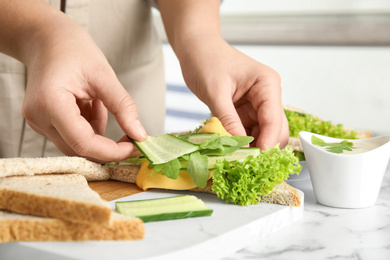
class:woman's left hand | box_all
[178,36,289,149]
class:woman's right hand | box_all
[0,0,147,162]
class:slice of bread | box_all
[106,164,301,207]
[108,164,140,183]
[284,105,372,153]
[0,156,110,181]
[0,211,144,242]
[191,179,301,207]
[259,181,301,206]
[0,174,112,224]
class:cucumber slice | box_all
[115,195,213,223]
[186,133,218,144]
[133,134,199,165]
[180,147,261,169]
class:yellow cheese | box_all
[198,117,231,136]
[136,161,197,191]
[136,116,229,190]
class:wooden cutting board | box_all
[88,180,144,201]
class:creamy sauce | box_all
[343,140,382,154]
[317,139,386,154]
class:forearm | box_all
[157,0,221,60]
[0,0,86,66]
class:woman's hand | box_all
[179,36,289,149]
[158,0,289,149]
[0,0,147,162]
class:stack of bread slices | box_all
[0,157,144,242]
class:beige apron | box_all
[0,0,165,158]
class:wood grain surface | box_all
[88,180,144,201]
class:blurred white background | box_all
[160,0,390,136]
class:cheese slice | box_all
[136,161,197,191]
[136,117,230,190]
[198,117,232,136]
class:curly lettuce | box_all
[285,109,357,139]
[211,146,302,206]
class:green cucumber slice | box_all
[180,147,261,169]
[133,134,199,165]
[115,195,213,223]
[185,133,219,144]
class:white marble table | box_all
[1,163,388,260]
[224,162,390,260]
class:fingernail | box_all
[135,120,147,140]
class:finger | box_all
[26,116,85,158]
[90,99,107,135]
[118,135,143,158]
[76,99,92,121]
[40,127,80,157]
[43,125,132,163]
[207,92,247,137]
[50,92,138,162]
[249,85,284,150]
[256,102,283,150]
[75,99,107,135]
[279,112,290,148]
[88,69,147,142]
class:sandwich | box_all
[0,117,302,208]
[107,116,302,207]
[284,105,372,160]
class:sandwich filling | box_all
[134,117,302,206]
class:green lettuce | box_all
[151,159,182,179]
[285,109,357,139]
[211,146,302,206]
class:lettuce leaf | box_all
[151,159,182,179]
[200,136,254,156]
[211,146,302,206]
[285,109,357,139]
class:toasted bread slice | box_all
[0,156,110,181]
[0,211,144,242]
[106,164,301,207]
[0,174,112,224]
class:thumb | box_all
[91,72,147,141]
[208,97,246,137]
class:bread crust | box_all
[0,211,144,242]
[191,180,301,207]
[0,157,110,181]
[0,174,112,224]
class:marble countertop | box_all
[1,163,388,260]
[224,162,390,260]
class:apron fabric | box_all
[0,0,166,158]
